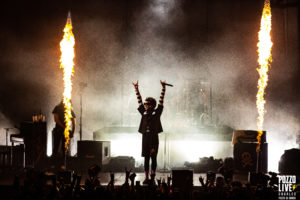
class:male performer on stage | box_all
[52,100,76,165]
[133,80,166,184]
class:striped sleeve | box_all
[135,88,143,106]
[159,87,166,106]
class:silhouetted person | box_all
[133,80,166,184]
[218,157,234,184]
[52,100,76,168]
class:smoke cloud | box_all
[0,0,299,170]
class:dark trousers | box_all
[52,128,65,156]
[144,153,157,174]
[52,127,66,167]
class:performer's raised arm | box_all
[159,80,166,106]
[133,80,143,106]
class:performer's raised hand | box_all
[132,80,139,89]
[133,80,143,106]
[160,80,166,88]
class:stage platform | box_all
[93,125,234,167]
[93,125,233,142]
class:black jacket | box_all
[138,104,163,134]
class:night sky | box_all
[0,0,299,160]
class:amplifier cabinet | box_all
[77,140,110,168]
[233,143,268,173]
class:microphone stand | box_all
[79,82,87,141]
[80,94,83,141]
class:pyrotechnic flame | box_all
[60,12,75,152]
[256,0,272,152]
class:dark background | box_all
[0,0,299,155]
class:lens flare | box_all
[60,12,75,152]
[256,0,272,152]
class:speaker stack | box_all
[279,148,300,175]
[77,140,111,169]
[20,121,47,167]
[232,130,268,173]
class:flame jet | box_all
[256,0,272,152]
[60,11,75,152]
